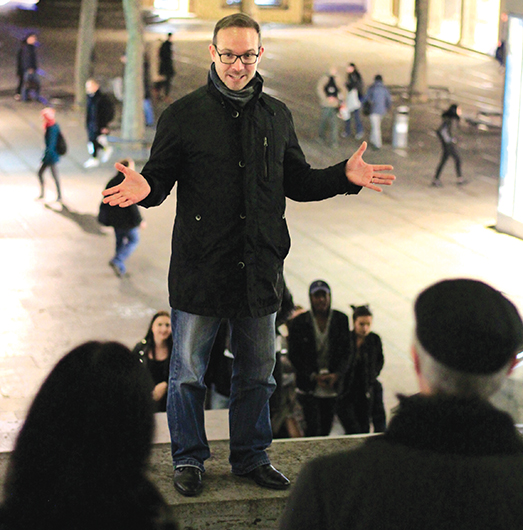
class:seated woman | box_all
[0,341,178,530]
[133,311,172,412]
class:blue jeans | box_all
[112,227,140,273]
[167,310,277,475]
[344,108,364,136]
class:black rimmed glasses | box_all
[214,46,261,65]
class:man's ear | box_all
[209,43,217,61]
[411,344,421,376]
[507,353,522,376]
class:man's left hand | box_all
[345,141,396,192]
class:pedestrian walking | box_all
[317,67,346,147]
[102,13,395,498]
[84,79,115,169]
[432,104,466,187]
[37,107,63,202]
[158,33,175,99]
[98,159,145,277]
[341,62,364,140]
[15,33,42,102]
[362,74,391,149]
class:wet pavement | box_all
[1,11,522,449]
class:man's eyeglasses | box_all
[214,46,260,65]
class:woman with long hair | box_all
[133,311,172,412]
[37,107,63,202]
[0,341,178,529]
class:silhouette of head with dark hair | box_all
[1,341,178,529]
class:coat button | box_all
[240,213,246,219]
[237,261,245,269]
[232,110,240,118]
[239,160,245,168]
[195,214,201,221]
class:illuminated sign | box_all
[497,14,523,240]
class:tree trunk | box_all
[240,0,257,18]
[410,0,429,102]
[74,0,98,108]
[122,0,145,141]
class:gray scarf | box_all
[209,62,262,109]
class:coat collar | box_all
[384,394,523,456]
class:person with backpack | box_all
[98,159,145,277]
[316,67,346,147]
[37,107,63,202]
[84,78,115,169]
[432,104,466,187]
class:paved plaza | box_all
[1,12,522,449]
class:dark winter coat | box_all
[341,330,384,398]
[42,123,61,165]
[86,89,115,138]
[98,174,143,229]
[280,394,523,530]
[345,69,364,99]
[159,40,175,77]
[287,310,351,394]
[140,73,360,318]
[17,42,37,76]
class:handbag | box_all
[362,100,372,116]
[346,88,361,113]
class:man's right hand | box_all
[102,162,151,207]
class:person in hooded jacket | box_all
[432,104,466,187]
[287,280,351,436]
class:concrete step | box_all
[149,436,366,529]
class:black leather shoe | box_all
[243,464,290,490]
[174,466,203,497]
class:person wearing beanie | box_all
[287,280,350,436]
[101,13,395,498]
[432,103,467,187]
[281,278,523,530]
[37,107,63,202]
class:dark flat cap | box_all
[415,279,523,374]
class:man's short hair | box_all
[415,278,523,375]
[212,13,262,47]
[414,336,511,399]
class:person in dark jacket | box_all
[280,278,523,530]
[158,32,175,99]
[84,78,115,168]
[287,280,350,436]
[336,304,385,434]
[102,13,395,498]
[0,341,179,530]
[342,62,364,140]
[98,159,144,277]
[16,32,41,102]
[133,311,172,412]
[432,103,466,186]
[37,107,63,202]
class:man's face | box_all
[311,290,330,315]
[209,26,263,91]
[85,80,99,95]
